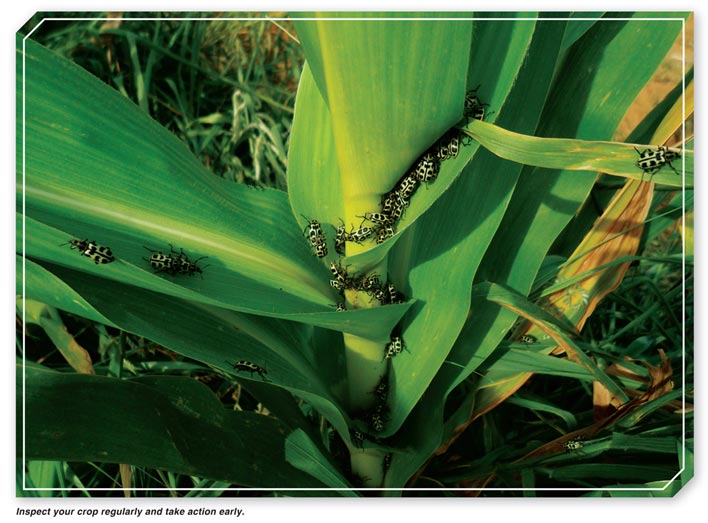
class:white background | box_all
[4,1,704,521]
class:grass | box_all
[23,12,302,189]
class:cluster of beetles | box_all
[61,84,681,448]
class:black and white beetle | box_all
[360,212,393,226]
[634,146,681,175]
[348,225,376,244]
[563,437,584,452]
[358,273,380,290]
[463,86,491,122]
[334,223,348,255]
[387,282,405,304]
[369,403,388,433]
[329,261,350,283]
[144,244,207,277]
[385,336,404,359]
[435,130,461,161]
[520,334,538,344]
[376,226,396,244]
[65,238,115,264]
[372,376,389,402]
[302,216,328,257]
[414,153,441,183]
[228,360,269,381]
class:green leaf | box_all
[19,213,410,340]
[21,299,96,374]
[18,255,116,327]
[26,257,358,444]
[454,14,687,407]
[289,17,473,257]
[461,119,692,187]
[387,18,568,486]
[284,429,356,494]
[294,16,472,198]
[19,364,330,489]
[19,37,413,337]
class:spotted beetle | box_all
[65,238,115,264]
[334,223,348,255]
[173,254,208,277]
[302,216,328,257]
[376,226,396,245]
[372,287,389,304]
[348,225,376,244]
[356,273,381,293]
[394,173,420,201]
[369,403,388,433]
[360,212,393,226]
[229,360,269,381]
[563,437,585,452]
[435,130,461,161]
[329,261,351,292]
[385,336,404,359]
[387,282,405,304]
[144,244,207,277]
[634,146,681,175]
[145,250,176,273]
[372,377,389,402]
[330,279,346,292]
[463,86,490,122]
[520,334,538,344]
[414,153,440,183]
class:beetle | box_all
[384,336,404,359]
[66,238,115,264]
[376,226,396,245]
[329,261,349,282]
[329,261,352,292]
[435,130,461,161]
[563,437,585,452]
[372,377,389,402]
[356,273,381,293]
[144,250,176,273]
[387,282,405,304]
[66,238,90,252]
[387,202,405,222]
[335,302,346,312]
[334,222,348,255]
[348,226,376,244]
[463,86,490,122]
[173,254,209,277]
[381,192,397,214]
[520,334,537,344]
[635,146,681,175]
[301,215,324,242]
[360,212,392,226]
[369,403,388,433]
[350,429,366,449]
[228,360,269,381]
[84,242,115,264]
[144,244,207,277]
[414,153,440,183]
[372,287,389,304]
[302,216,328,257]
[330,279,346,292]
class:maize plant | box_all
[17,12,693,495]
